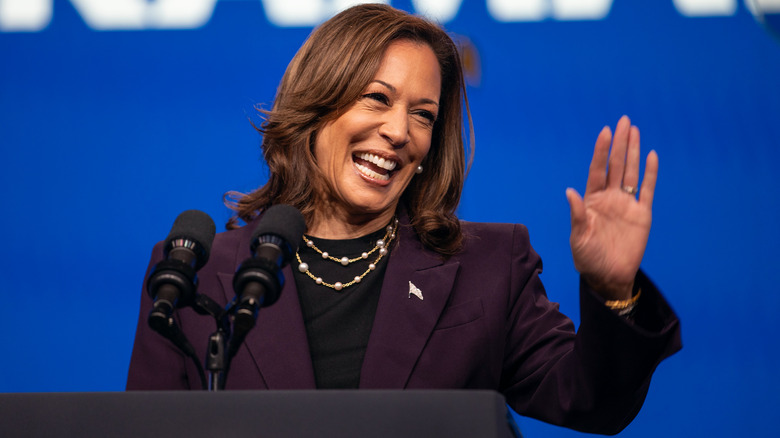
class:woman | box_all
[127,4,681,434]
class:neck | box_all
[307,205,397,239]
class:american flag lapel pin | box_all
[408,281,423,300]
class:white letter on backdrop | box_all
[552,0,612,20]
[673,0,737,16]
[487,0,548,22]
[747,0,780,15]
[412,0,463,23]
[262,0,388,27]
[69,0,217,30]
[0,0,51,32]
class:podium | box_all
[0,390,521,437]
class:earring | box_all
[415,165,423,174]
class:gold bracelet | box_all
[604,288,642,310]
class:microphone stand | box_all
[161,294,259,392]
[192,294,232,391]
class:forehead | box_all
[373,40,441,97]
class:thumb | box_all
[566,188,586,233]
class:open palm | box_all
[566,116,658,301]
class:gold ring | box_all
[622,185,638,195]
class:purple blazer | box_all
[127,214,681,434]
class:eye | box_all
[415,109,437,125]
[362,92,389,105]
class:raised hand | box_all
[565,115,658,301]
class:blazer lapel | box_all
[359,220,460,389]
[215,222,316,389]
[214,212,459,390]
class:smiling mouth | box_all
[353,152,398,182]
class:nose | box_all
[378,106,410,148]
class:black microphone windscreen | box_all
[164,210,217,268]
[251,204,306,254]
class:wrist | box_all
[604,288,641,319]
[604,288,641,309]
[583,275,634,301]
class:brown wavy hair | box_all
[225,4,473,256]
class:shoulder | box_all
[202,221,256,272]
[458,220,533,256]
[454,220,542,281]
[213,222,253,249]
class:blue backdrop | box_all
[2,1,779,436]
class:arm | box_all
[500,225,681,434]
[502,117,680,432]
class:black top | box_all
[292,227,390,389]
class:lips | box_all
[353,152,399,182]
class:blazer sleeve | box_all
[125,242,194,390]
[500,224,681,434]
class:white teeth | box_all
[356,163,390,181]
[356,152,397,171]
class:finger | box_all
[606,115,631,188]
[584,126,611,196]
[639,150,659,208]
[622,125,641,190]
[566,187,586,233]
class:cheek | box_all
[315,121,360,169]
[312,119,342,159]
[312,133,341,173]
[413,134,433,163]
[312,128,327,162]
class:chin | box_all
[342,194,399,218]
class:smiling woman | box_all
[224,4,470,255]
[310,40,440,237]
[127,4,681,435]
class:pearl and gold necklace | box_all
[295,218,399,291]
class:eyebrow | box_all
[372,80,439,107]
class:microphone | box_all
[145,210,216,390]
[229,204,305,355]
[147,210,216,329]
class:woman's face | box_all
[313,39,441,221]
